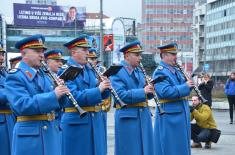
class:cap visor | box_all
[76,44,91,48]
[129,50,143,53]
[29,45,47,50]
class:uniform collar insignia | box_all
[18,61,37,81]
[25,70,32,78]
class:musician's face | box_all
[71,47,89,65]
[163,53,177,66]
[192,96,200,106]
[22,48,45,69]
[0,52,5,66]
[125,52,142,67]
[47,59,63,73]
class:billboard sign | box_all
[14,3,86,28]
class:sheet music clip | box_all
[59,65,83,81]
[103,65,122,77]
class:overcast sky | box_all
[0,0,142,22]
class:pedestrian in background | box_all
[224,72,235,124]
[198,73,214,107]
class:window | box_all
[224,10,227,17]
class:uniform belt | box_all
[115,102,148,109]
[65,105,102,113]
[17,113,55,122]
[159,97,187,104]
[0,109,13,114]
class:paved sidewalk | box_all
[107,102,235,155]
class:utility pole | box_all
[99,0,104,64]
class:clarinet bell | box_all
[76,105,87,117]
[200,97,208,104]
[157,105,165,115]
[119,101,127,108]
[79,110,87,117]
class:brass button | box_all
[42,125,48,130]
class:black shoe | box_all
[205,142,211,149]
[230,120,233,124]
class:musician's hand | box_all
[98,79,111,93]
[144,84,154,94]
[186,80,195,88]
[54,85,70,99]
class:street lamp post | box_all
[100,0,104,64]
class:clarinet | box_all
[139,62,165,115]
[175,63,208,104]
[41,61,87,117]
[88,61,127,108]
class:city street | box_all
[107,103,235,155]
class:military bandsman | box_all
[9,55,22,69]
[152,43,194,155]
[0,42,16,155]
[110,41,155,155]
[4,34,70,155]
[44,49,64,74]
[60,34,111,155]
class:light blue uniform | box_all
[0,68,15,155]
[60,57,110,155]
[110,60,154,155]
[5,61,64,155]
[153,61,191,155]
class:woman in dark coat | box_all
[198,74,214,107]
